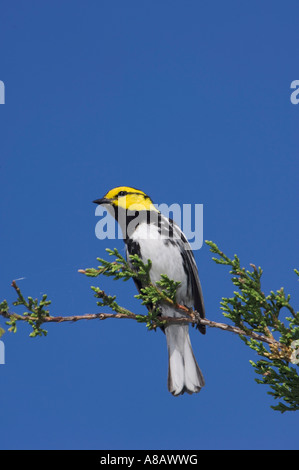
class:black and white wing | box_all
[172,221,206,335]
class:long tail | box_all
[165,324,205,396]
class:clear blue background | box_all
[0,0,298,450]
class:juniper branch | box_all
[0,275,285,348]
[206,240,299,412]
[1,243,298,412]
[0,305,285,348]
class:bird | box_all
[93,186,206,396]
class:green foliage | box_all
[91,286,133,317]
[0,300,9,338]
[156,275,181,303]
[82,247,152,284]
[5,282,50,337]
[83,248,180,330]
[206,240,299,412]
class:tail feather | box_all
[166,324,204,396]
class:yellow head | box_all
[93,186,159,213]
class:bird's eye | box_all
[118,191,128,197]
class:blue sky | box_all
[0,1,298,450]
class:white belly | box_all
[130,222,191,306]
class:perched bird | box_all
[93,186,206,396]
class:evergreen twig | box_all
[1,242,298,412]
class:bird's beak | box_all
[93,197,111,205]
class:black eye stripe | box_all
[117,191,150,198]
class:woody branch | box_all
[0,280,283,350]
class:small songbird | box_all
[93,186,206,396]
